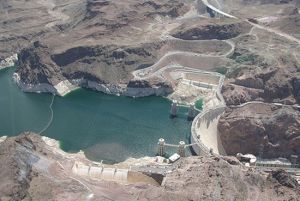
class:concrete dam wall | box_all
[191,105,226,156]
[191,74,227,156]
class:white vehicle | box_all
[169,153,180,163]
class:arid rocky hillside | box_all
[215,0,300,158]
[2,0,299,95]
[219,103,300,158]
[171,18,252,40]
[0,133,299,200]
[219,54,300,158]
[1,0,190,87]
[1,0,300,199]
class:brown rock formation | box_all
[219,25,300,158]
[171,19,252,40]
[218,103,300,158]
[222,67,300,105]
[1,0,189,92]
[0,133,299,200]
[270,169,299,189]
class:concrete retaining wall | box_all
[191,106,226,155]
[72,162,128,183]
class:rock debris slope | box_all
[0,133,299,200]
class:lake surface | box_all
[0,67,192,163]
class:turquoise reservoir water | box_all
[0,67,192,163]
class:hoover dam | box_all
[0,0,300,199]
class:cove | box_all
[0,67,192,163]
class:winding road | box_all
[132,38,234,81]
[229,100,300,109]
[201,0,300,45]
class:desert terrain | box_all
[0,0,300,200]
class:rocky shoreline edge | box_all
[0,53,172,97]
[0,54,18,70]
[12,71,173,97]
[0,132,298,200]
[0,134,166,168]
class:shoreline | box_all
[3,71,187,165]
[0,54,18,70]
[41,136,168,167]
[12,72,173,98]
[12,73,80,96]
[0,136,7,144]
[8,65,226,161]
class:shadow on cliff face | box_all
[269,169,299,189]
[49,42,165,84]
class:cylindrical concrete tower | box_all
[170,100,178,118]
[157,138,165,156]
[178,141,186,157]
[188,103,196,120]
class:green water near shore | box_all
[0,67,192,163]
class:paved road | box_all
[201,0,237,19]
[132,39,234,80]
[202,0,300,45]
[230,100,300,109]
[246,20,300,45]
